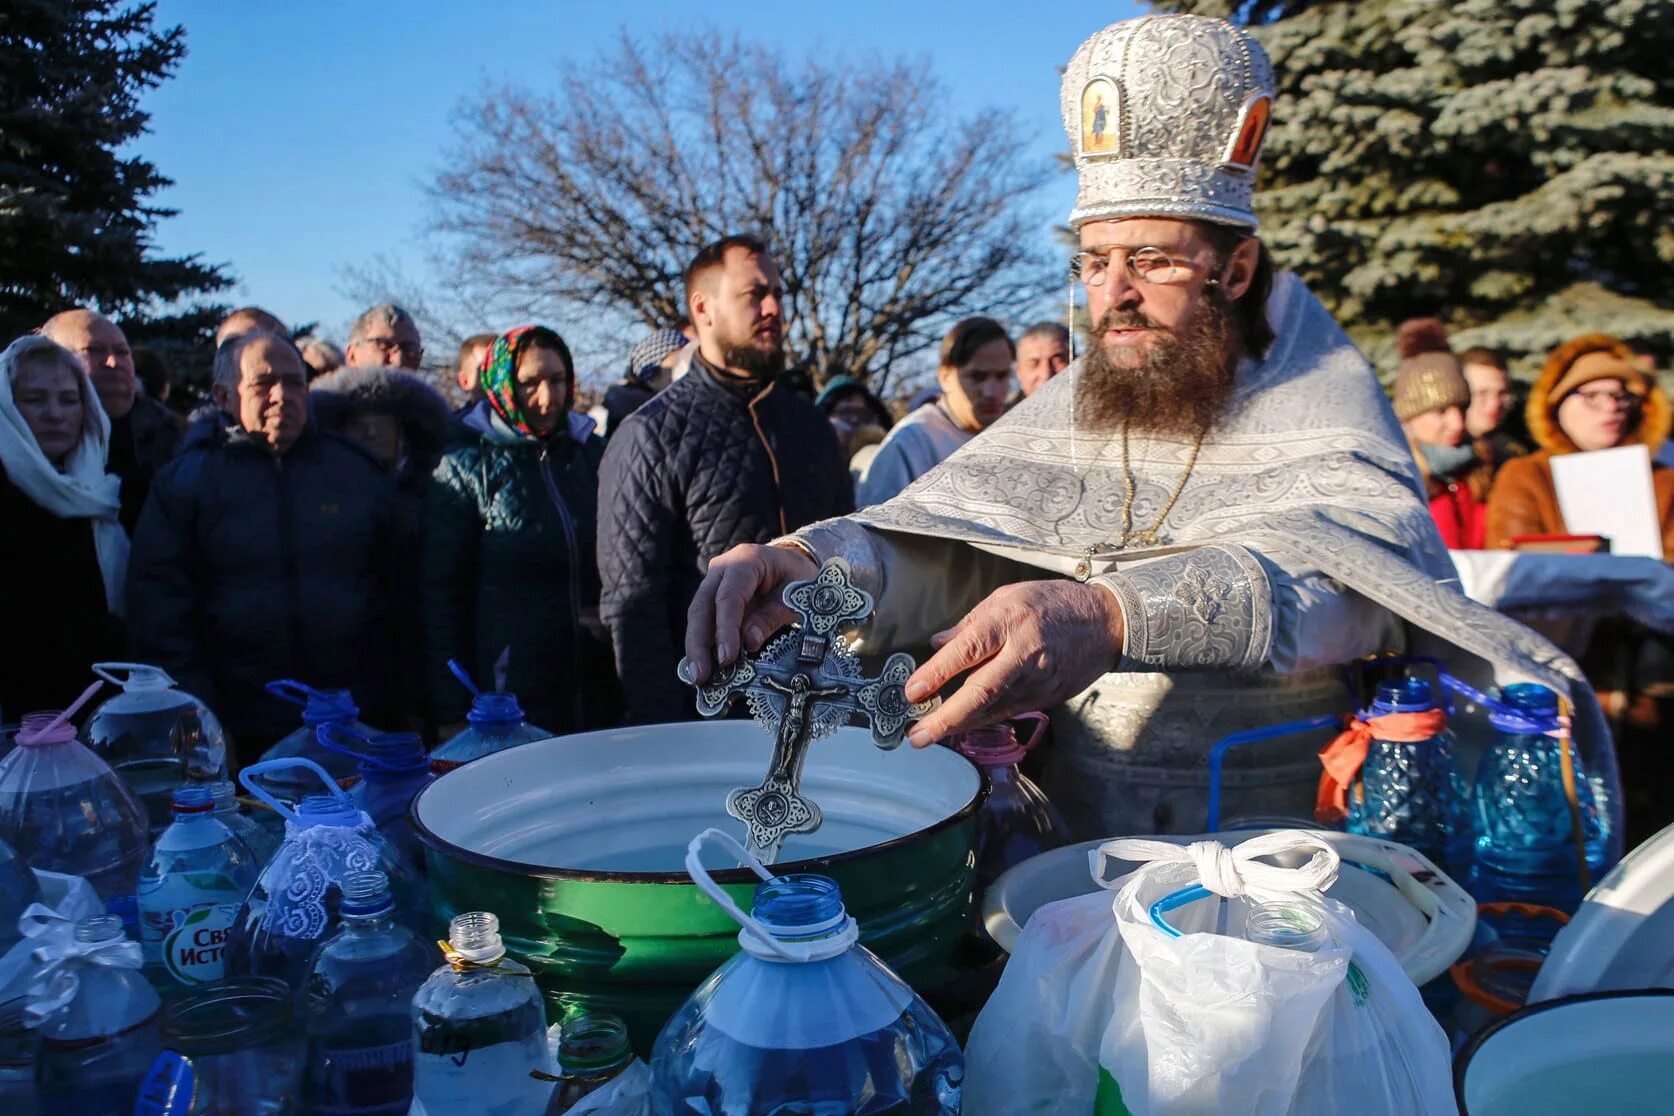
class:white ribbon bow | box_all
[22,906,144,1025]
[1091,830,1341,900]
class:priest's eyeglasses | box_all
[1070,246,1200,287]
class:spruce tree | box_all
[0,1,228,339]
[1159,0,1674,376]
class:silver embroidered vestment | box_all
[786,274,1624,845]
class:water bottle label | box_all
[151,901,240,984]
[413,1040,544,1113]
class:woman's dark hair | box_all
[1197,222,1276,360]
[514,326,575,408]
[940,317,1015,370]
[132,346,171,400]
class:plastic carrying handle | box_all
[264,679,351,715]
[238,757,352,823]
[91,662,177,691]
[684,828,857,964]
[314,722,416,772]
[1205,714,1342,832]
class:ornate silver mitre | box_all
[1061,14,1277,230]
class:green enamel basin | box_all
[411,722,983,1052]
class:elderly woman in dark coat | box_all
[420,326,620,735]
[311,365,453,732]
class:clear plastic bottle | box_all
[321,726,434,877]
[1345,678,1469,871]
[430,692,551,775]
[1243,901,1329,952]
[302,871,434,1116]
[226,759,422,994]
[652,833,964,1114]
[84,663,228,836]
[1470,683,1609,913]
[209,778,281,865]
[0,711,149,905]
[412,911,550,1116]
[34,915,163,1112]
[252,682,377,804]
[950,715,1070,897]
[545,1012,644,1114]
[139,785,261,991]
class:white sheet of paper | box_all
[1550,445,1662,559]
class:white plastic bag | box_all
[965,832,1454,1116]
[0,869,104,1005]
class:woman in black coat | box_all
[0,335,128,718]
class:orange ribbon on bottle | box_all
[1314,709,1448,824]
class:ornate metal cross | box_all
[676,558,938,863]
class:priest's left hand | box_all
[903,579,1125,747]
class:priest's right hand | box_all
[684,543,819,685]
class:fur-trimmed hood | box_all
[1526,333,1670,456]
[310,365,453,472]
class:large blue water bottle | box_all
[318,725,434,876]
[430,662,551,775]
[302,870,434,1115]
[33,914,163,1112]
[1470,682,1608,912]
[1345,678,1469,871]
[253,682,377,803]
[225,758,422,994]
[652,829,963,1114]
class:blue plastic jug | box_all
[1346,678,1469,871]
[429,662,550,775]
[318,724,433,877]
[1470,682,1609,912]
[252,682,376,804]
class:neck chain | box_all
[1118,422,1205,549]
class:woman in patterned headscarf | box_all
[421,326,621,735]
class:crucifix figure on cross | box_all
[676,558,939,863]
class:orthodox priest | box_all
[684,14,1624,847]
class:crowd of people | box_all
[2,225,1669,781]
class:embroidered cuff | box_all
[775,519,885,600]
[1090,544,1273,672]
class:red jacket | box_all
[1428,477,1488,549]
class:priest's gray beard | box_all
[1076,285,1240,438]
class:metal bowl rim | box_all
[409,737,989,884]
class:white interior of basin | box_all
[413,722,981,874]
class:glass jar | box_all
[159,977,305,1115]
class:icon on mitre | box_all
[1221,93,1272,174]
[1080,77,1120,158]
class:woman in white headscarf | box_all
[0,334,129,715]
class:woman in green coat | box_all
[422,325,620,734]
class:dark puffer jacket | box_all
[421,403,619,733]
[126,415,397,759]
[598,357,853,724]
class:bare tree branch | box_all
[429,29,1058,395]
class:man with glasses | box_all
[345,304,424,370]
[683,13,1621,842]
[41,308,182,531]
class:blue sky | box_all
[139,0,1144,370]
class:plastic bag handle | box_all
[237,757,347,822]
[684,828,804,962]
[91,662,177,690]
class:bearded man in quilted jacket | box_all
[598,235,853,724]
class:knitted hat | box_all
[626,329,688,383]
[1546,347,1649,407]
[1061,15,1277,230]
[1392,351,1471,422]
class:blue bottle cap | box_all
[1371,677,1437,714]
[294,793,362,828]
[468,691,526,727]
[170,785,215,815]
[1501,683,1558,715]
[751,874,849,941]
